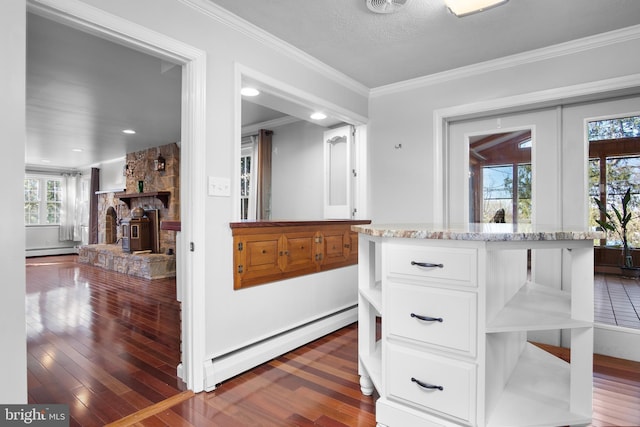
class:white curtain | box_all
[59,173,83,241]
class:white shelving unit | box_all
[354,224,600,427]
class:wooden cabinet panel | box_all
[231,220,370,290]
[235,233,282,289]
[321,229,349,265]
[280,231,317,274]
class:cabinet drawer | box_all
[387,345,476,424]
[388,283,476,355]
[386,244,477,287]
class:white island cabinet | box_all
[352,223,603,427]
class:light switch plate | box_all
[208,176,231,197]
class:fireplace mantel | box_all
[115,191,171,208]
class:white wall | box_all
[271,120,325,220]
[97,158,126,192]
[25,226,78,256]
[29,0,369,390]
[0,0,27,404]
[9,0,638,402]
[368,30,640,223]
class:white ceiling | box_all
[26,13,182,170]
[25,1,640,169]
[207,0,640,88]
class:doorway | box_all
[443,95,640,361]
[563,95,640,361]
[26,1,207,391]
[447,108,563,346]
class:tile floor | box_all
[594,273,640,329]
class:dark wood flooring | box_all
[26,255,640,426]
[26,255,185,426]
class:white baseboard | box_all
[26,247,79,257]
[595,323,640,362]
[203,306,357,391]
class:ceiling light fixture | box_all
[445,0,508,17]
[72,148,83,152]
[122,129,136,134]
[366,0,409,14]
[241,87,260,97]
[310,112,327,120]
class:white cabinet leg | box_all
[360,374,374,395]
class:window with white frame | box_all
[240,137,257,220]
[24,175,63,225]
[481,163,531,224]
[588,115,640,247]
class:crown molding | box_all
[371,24,640,98]
[28,0,206,64]
[177,0,370,97]
[241,116,301,137]
[25,164,82,174]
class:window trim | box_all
[24,174,64,226]
[588,116,640,247]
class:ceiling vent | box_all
[366,0,409,14]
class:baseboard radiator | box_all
[26,246,79,257]
[202,305,358,391]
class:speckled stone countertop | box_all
[351,223,605,241]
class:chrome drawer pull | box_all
[411,377,444,391]
[411,313,443,322]
[411,261,444,268]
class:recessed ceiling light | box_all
[72,148,83,152]
[310,112,327,120]
[122,129,136,134]
[241,87,260,97]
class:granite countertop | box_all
[351,223,605,241]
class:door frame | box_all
[434,76,640,359]
[27,0,208,391]
[434,74,640,225]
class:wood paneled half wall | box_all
[230,220,370,290]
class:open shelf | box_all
[356,229,595,426]
[115,191,171,208]
[359,281,382,314]
[486,282,592,333]
[487,342,591,427]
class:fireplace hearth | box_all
[78,244,176,279]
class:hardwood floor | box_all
[26,256,640,426]
[26,255,185,426]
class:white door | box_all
[324,125,353,219]
[447,107,562,345]
[563,95,640,361]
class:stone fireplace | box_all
[79,142,180,279]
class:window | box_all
[589,115,640,247]
[240,138,257,220]
[240,152,252,220]
[24,175,63,225]
[588,115,640,141]
[469,130,532,223]
[481,163,531,223]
